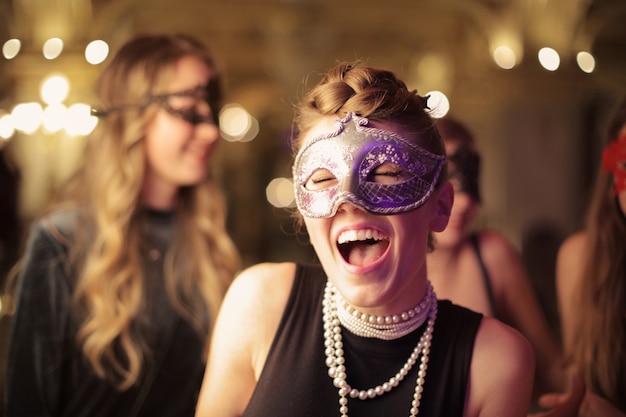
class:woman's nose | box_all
[196,122,220,144]
[336,200,368,215]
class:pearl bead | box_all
[323,280,437,417]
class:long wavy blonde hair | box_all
[50,33,240,390]
[570,99,626,411]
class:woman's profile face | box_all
[142,55,220,207]
[433,141,480,248]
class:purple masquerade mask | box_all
[293,113,446,218]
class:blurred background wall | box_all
[0,0,625,407]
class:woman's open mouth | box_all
[337,228,390,267]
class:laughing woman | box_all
[195,62,535,417]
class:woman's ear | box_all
[430,181,453,232]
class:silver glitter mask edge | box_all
[292,113,446,218]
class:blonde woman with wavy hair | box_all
[553,98,626,417]
[5,33,240,417]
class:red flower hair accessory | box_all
[602,134,626,195]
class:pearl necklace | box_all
[335,282,434,340]
[322,282,437,417]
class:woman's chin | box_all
[434,229,466,249]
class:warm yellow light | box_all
[266,177,295,208]
[64,103,98,136]
[576,51,596,73]
[43,38,64,60]
[417,53,449,86]
[12,103,43,134]
[85,40,109,65]
[41,75,70,105]
[219,104,258,142]
[489,29,523,70]
[538,47,560,71]
[493,45,517,69]
[2,39,21,60]
[425,91,450,119]
[43,104,68,133]
[0,114,15,139]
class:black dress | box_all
[242,263,483,417]
[4,209,206,417]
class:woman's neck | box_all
[141,180,178,210]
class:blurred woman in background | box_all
[555,98,626,416]
[427,116,564,397]
[4,33,240,417]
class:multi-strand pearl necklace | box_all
[335,283,434,340]
[322,281,437,417]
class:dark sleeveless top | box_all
[469,233,497,317]
[242,264,483,417]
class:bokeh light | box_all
[493,45,517,69]
[41,75,70,105]
[538,47,560,71]
[2,39,21,60]
[266,177,295,208]
[43,38,64,60]
[65,103,98,135]
[219,104,259,142]
[576,51,596,73]
[12,103,44,134]
[85,40,109,65]
[425,91,450,119]
[43,104,68,133]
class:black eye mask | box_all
[150,84,218,126]
[91,81,220,126]
[448,145,481,203]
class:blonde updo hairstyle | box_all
[293,62,445,159]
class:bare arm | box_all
[465,316,535,417]
[195,262,296,417]
[480,231,564,393]
[554,232,586,359]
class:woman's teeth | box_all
[337,228,387,244]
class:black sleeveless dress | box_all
[242,263,483,417]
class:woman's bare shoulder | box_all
[233,262,298,287]
[473,316,535,368]
[227,262,298,310]
[557,231,587,260]
[198,262,299,417]
[473,229,527,286]
[474,229,518,258]
[466,316,535,416]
